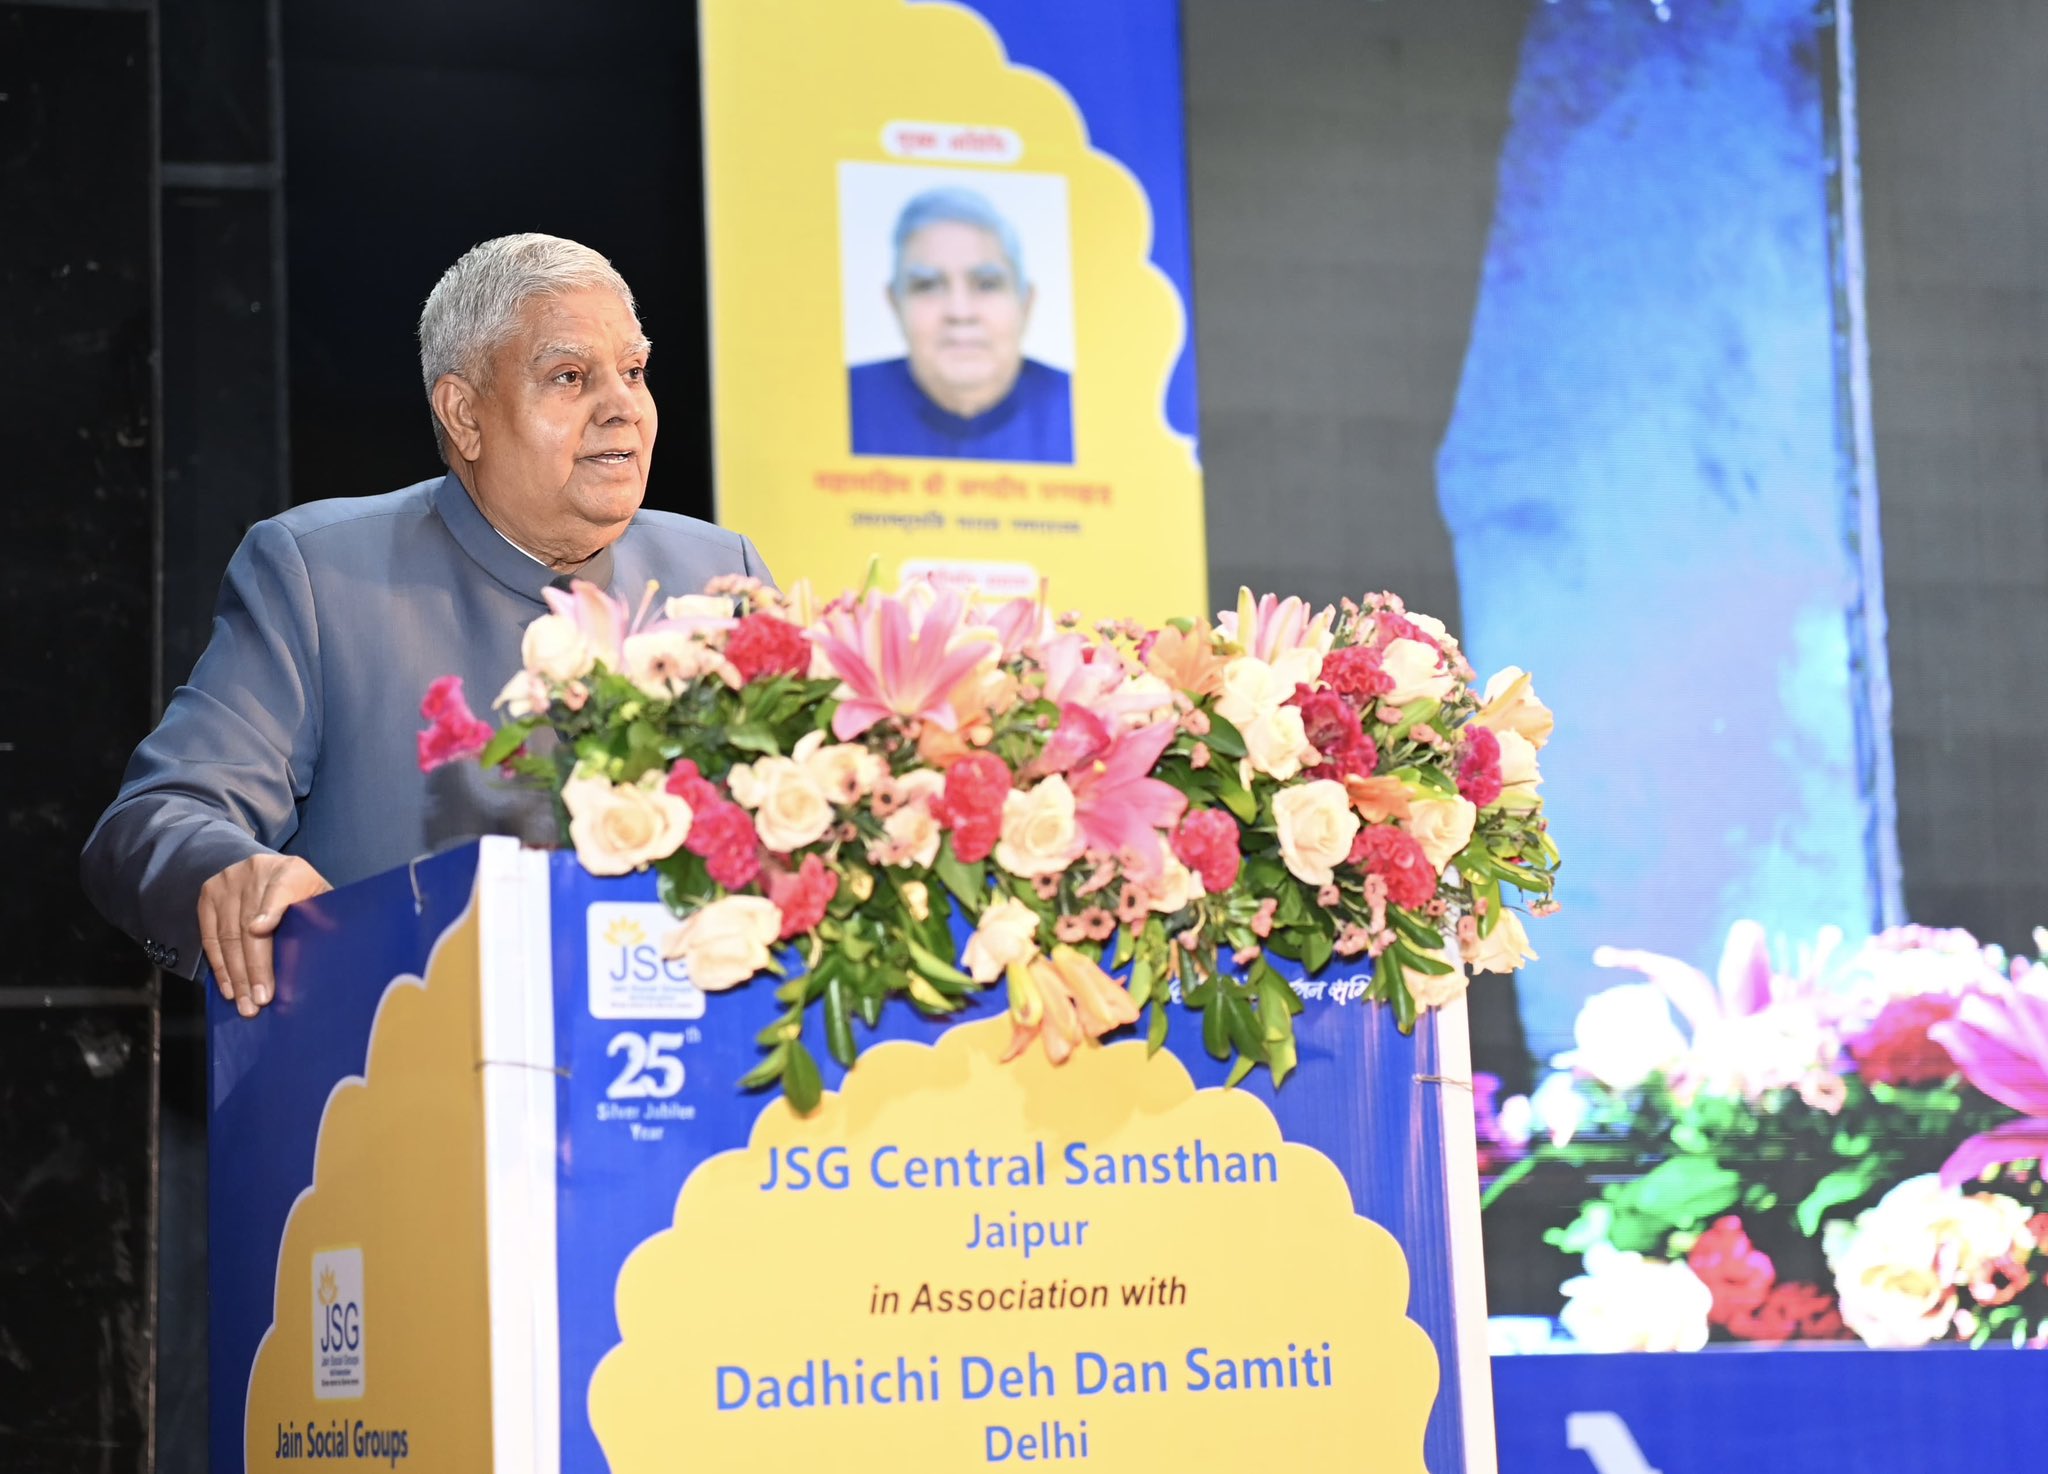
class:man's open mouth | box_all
[584,451,636,464]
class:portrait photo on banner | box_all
[838,161,1077,466]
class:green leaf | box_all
[725,722,781,755]
[906,937,975,988]
[933,840,988,914]
[1299,928,1334,977]
[737,1044,789,1091]
[1146,999,1170,1055]
[1203,712,1248,759]
[1795,1158,1887,1236]
[1201,994,1230,1060]
[479,718,539,768]
[1215,763,1258,822]
[1223,1054,1256,1089]
[1221,989,1263,1056]
[782,1041,823,1114]
[824,977,857,1068]
[1128,954,1157,1010]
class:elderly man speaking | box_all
[82,234,769,1017]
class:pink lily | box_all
[1062,719,1187,878]
[1215,587,1335,664]
[543,579,629,669]
[1932,972,2048,1186]
[1037,633,1171,726]
[971,596,1052,663]
[814,587,991,739]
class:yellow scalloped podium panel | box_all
[242,902,493,1469]
[590,1018,1436,1470]
[702,0,1207,623]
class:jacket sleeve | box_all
[79,519,324,979]
[739,532,776,589]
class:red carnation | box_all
[664,757,720,811]
[1848,995,1961,1086]
[1296,685,1380,782]
[1458,725,1504,808]
[1172,809,1242,895]
[934,753,1012,864]
[723,613,812,684]
[683,795,762,891]
[417,676,496,772]
[1726,1281,1846,1343]
[1687,1215,1775,1327]
[766,854,839,939]
[1349,825,1434,908]
[1373,610,1428,650]
[1292,686,1358,751]
[1320,645,1394,701]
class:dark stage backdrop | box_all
[282,0,716,524]
[1857,0,2048,959]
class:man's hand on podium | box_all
[199,855,333,1018]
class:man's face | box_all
[464,286,657,563]
[890,221,1033,414]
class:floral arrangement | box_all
[420,576,1560,1112]
[1483,922,2048,1351]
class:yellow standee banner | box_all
[702,0,1208,623]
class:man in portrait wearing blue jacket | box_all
[81,234,770,1016]
[848,187,1074,464]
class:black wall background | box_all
[10,1,2048,1468]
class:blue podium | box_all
[209,838,1494,1471]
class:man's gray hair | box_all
[418,233,638,459]
[890,188,1028,295]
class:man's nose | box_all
[592,365,646,422]
[944,282,978,318]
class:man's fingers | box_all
[198,891,234,1002]
[247,861,330,936]
[224,922,260,1018]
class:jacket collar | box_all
[432,473,617,605]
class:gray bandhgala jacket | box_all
[81,473,770,979]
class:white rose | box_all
[1496,729,1541,788]
[521,612,595,683]
[872,798,942,869]
[1467,908,1539,975]
[1402,795,1477,873]
[963,897,1044,983]
[1408,612,1457,650]
[1380,637,1455,706]
[563,774,693,876]
[1241,706,1318,782]
[1555,982,1690,1092]
[493,669,550,720]
[791,730,883,804]
[1479,667,1555,749]
[995,776,1084,878]
[1558,1245,1713,1353]
[726,756,833,852]
[1269,645,1325,690]
[1145,852,1205,915]
[1407,942,1471,1010]
[664,593,737,622]
[622,628,720,697]
[1214,656,1292,728]
[1271,780,1361,886]
[660,895,783,992]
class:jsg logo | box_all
[311,1247,365,1399]
[587,904,706,1020]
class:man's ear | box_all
[1017,284,1036,333]
[431,373,485,462]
